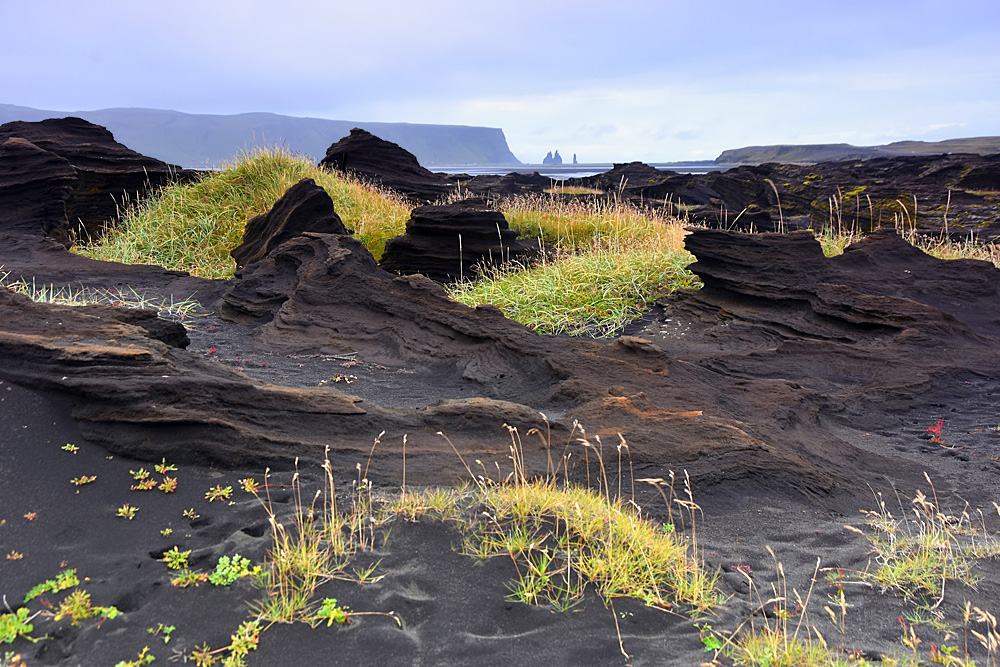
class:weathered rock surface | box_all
[680,227,1000,340]
[446,170,554,198]
[456,154,1000,239]
[5,219,999,506]
[220,231,558,399]
[210,225,947,500]
[0,285,552,478]
[379,198,536,282]
[571,155,1000,238]
[652,228,1000,453]
[0,117,189,242]
[0,137,76,237]
[318,128,454,203]
[231,178,349,269]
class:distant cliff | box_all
[716,136,1000,165]
[0,104,521,168]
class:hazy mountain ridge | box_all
[716,136,1000,165]
[0,104,521,168]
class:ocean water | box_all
[430,161,732,179]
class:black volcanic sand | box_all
[4,377,1000,667]
[3,231,1000,666]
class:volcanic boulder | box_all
[681,227,1000,338]
[318,128,453,203]
[579,161,672,194]
[231,178,350,270]
[378,198,536,283]
[450,171,556,198]
[0,117,187,242]
[662,227,1000,411]
[0,137,76,238]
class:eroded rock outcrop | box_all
[0,137,76,237]
[679,227,1000,341]
[219,231,559,401]
[379,198,536,282]
[0,286,552,480]
[7,220,995,503]
[512,154,1000,238]
[231,178,349,270]
[448,171,554,198]
[0,117,187,242]
[318,128,453,203]
[654,227,1000,436]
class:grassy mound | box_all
[448,195,697,336]
[74,149,999,339]
[74,147,411,279]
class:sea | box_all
[430,161,732,180]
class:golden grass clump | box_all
[448,195,699,337]
[74,147,411,279]
[816,227,1000,267]
[435,426,721,622]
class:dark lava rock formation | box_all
[573,155,1000,239]
[319,128,454,203]
[648,228,1000,504]
[0,137,77,237]
[3,200,1000,506]
[231,178,350,269]
[446,170,555,198]
[0,117,188,243]
[666,227,1000,397]
[379,198,536,282]
[218,230,558,401]
[456,155,1000,240]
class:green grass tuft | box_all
[449,195,699,336]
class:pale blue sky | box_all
[3,0,998,162]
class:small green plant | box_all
[188,619,262,667]
[148,623,175,643]
[117,503,139,520]
[70,475,96,487]
[170,570,208,588]
[208,554,258,586]
[61,443,79,454]
[158,477,178,493]
[190,643,216,667]
[5,552,23,561]
[0,608,40,645]
[205,485,232,502]
[24,569,79,602]
[697,623,724,652]
[311,598,349,627]
[183,508,200,520]
[154,458,177,475]
[162,546,191,570]
[131,467,157,491]
[160,527,173,537]
[114,645,155,667]
[50,589,120,626]
[239,478,260,494]
[1,652,25,667]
